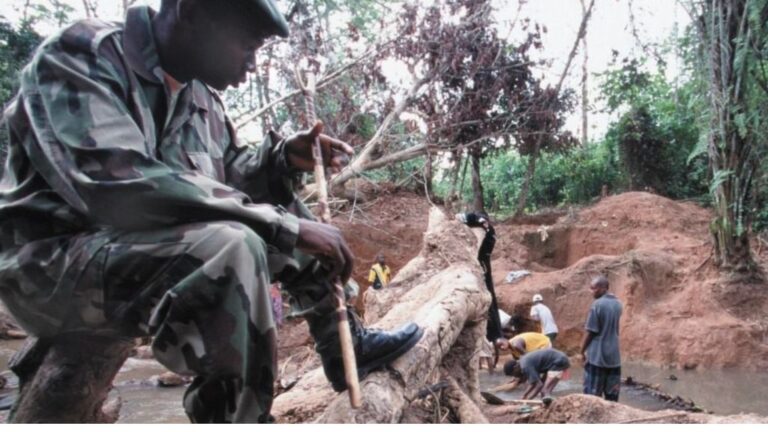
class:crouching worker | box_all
[500,349,570,402]
[495,331,552,359]
[0,0,423,423]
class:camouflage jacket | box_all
[0,6,300,254]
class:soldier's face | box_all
[190,8,269,90]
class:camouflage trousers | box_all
[0,220,341,423]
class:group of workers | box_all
[489,276,623,404]
[455,212,624,404]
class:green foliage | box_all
[433,53,710,216]
[598,58,708,200]
[0,19,42,106]
[434,140,623,215]
[0,17,43,165]
[613,105,670,192]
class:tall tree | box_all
[515,0,595,215]
[580,0,590,145]
[687,0,768,273]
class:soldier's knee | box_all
[189,221,268,261]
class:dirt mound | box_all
[489,394,767,424]
[492,192,768,369]
[332,189,431,287]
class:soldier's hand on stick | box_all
[296,219,355,283]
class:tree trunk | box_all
[424,147,434,199]
[580,0,589,145]
[447,151,463,210]
[441,376,489,423]
[271,209,490,423]
[698,0,758,273]
[516,152,537,216]
[331,73,435,187]
[8,333,133,423]
[470,151,485,213]
[512,0,594,217]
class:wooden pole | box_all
[296,70,362,408]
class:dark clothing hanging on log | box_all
[458,212,503,341]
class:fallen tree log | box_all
[441,376,489,423]
[272,208,491,423]
[8,333,132,423]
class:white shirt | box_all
[498,309,511,328]
[530,303,558,334]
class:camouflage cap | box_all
[244,0,290,38]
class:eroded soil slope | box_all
[492,192,768,370]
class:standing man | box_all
[368,253,392,290]
[456,211,503,343]
[580,275,623,401]
[0,0,423,423]
[530,294,559,343]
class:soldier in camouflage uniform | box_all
[0,0,423,423]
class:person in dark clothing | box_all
[502,348,571,401]
[580,275,623,402]
[456,212,503,342]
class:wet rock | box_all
[668,374,678,381]
[154,371,191,387]
[0,375,5,390]
[0,372,17,389]
[0,393,16,411]
[5,329,27,339]
[132,345,154,360]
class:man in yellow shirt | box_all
[496,332,552,359]
[368,253,392,290]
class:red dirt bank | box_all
[492,192,768,370]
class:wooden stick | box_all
[488,404,541,416]
[619,412,688,424]
[296,69,362,408]
[505,399,545,405]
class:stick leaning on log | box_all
[295,69,362,408]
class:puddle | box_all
[481,360,768,416]
[0,339,188,423]
[481,365,670,413]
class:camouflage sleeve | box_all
[223,126,300,208]
[19,36,299,253]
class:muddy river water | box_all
[2,338,767,422]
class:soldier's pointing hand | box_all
[284,122,354,173]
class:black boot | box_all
[306,309,424,392]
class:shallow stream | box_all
[2,338,768,422]
[481,360,768,417]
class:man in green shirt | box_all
[0,0,422,422]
